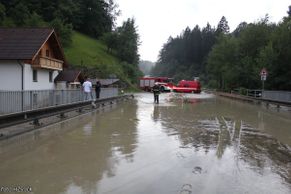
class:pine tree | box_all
[216,16,230,34]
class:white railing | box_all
[0,88,118,115]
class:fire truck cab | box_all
[172,80,201,93]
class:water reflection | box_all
[156,95,291,187]
[152,105,160,122]
[0,100,139,194]
[109,102,139,163]
[0,93,290,194]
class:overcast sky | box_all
[116,0,290,62]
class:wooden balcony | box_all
[32,56,63,70]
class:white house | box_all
[0,28,67,91]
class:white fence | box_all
[0,88,118,115]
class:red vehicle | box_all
[172,80,201,93]
[139,77,173,92]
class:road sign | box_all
[260,68,267,91]
[260,68,268,76]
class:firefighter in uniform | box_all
[152,83,161,104]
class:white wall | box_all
[0,61,59,91]
[24,64,58,90]
[0,61,22,91]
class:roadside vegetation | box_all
[64,31,119,67]
[152,6,291,91]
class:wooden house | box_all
[0,28,67,90]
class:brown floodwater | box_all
[0,92,290,194]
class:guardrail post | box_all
[52,90,55,106]
[33,118,40,126]
[30,91,33,111]
[21,90,24,112]
[61,90,64,105]
[59,112,66,119]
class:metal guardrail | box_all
[0,94,134,138]
[231,89,291,103]
[231,89,262,98]
[262,91,291,103]
[247,90,262,98]
[0,88,118,116]
[228,89,291,106]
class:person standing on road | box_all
[95,80,101,99]
[152,83,161,104]
[82,76,93,101]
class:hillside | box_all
[138,60,155,75]
[64,31,120,66]
[64,31,138,88]
[64,31,125,79]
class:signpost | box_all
[260,68,268,91]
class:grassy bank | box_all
[64,31,119,66]
[64,31,137,89]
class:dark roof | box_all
[54,70,83,82]
[0,28,57,60]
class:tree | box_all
[102,31,118,53]
[116,18,140,65]
[25,12,45,27]
[269,18,291,90]
[207,35,239,89]
[0,0,119,40]
[49,18,73,47]
[0,3,5,23]
[232,22,248,37]
[153,5,291,91]
[76,0,119,38]
[9,2,30,26]
[216,16,230,35]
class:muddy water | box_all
[0,93,290,194]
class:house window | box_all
[49,71,53,82]
[46,49,50,57]
[33,69,38,82]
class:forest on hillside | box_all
[138,60,155,75]
[152,6,291,91]
[0,0,141,84]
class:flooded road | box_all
[0,93,291,194]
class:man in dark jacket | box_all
[95,80,101,99]
[152,83,161,104]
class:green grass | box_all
[64,31,137,89]
[64,31,119,66]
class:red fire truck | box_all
[172,80,201,93]
[139,77,173,92]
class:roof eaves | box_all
[31,29,54,61]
